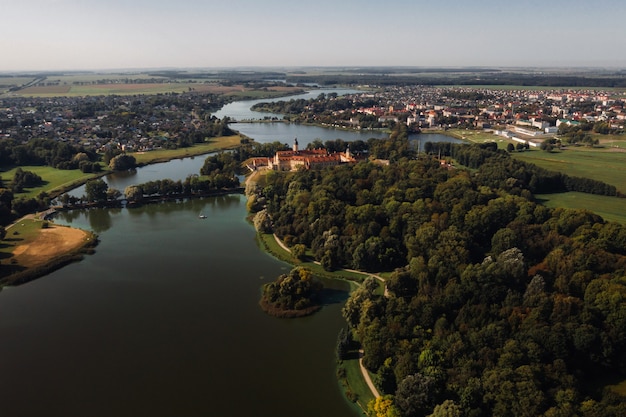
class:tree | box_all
[106,187,122,201]
[395,373,440,417]
[368,395,400,417]
[253,209,272,234]
[85,179,108,202]
[109,154,136,171]
[428,400,463,417]
[336,328,351,360]
[12,168,42,192]
[124,185,143,202]
[292,243,307,261]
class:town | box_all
[1,81,624,159]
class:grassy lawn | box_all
[535,192,626,224]
[130,135,242,165]
[338,355,375,415]
[1,166,102,199]
[0,218,42,258]
[439,128,503,144]
[512,147,626,194]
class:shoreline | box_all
[1,138,245,287]
[1,219,98,287]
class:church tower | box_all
[293,138,299,152]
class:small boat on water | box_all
[199,213,207,219]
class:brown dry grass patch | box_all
[12,225,90,269]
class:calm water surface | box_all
[0,196,357,417]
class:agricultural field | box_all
[0,70,306,98]
[5,80,303,98]
[14,82,202,97]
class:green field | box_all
[440,129,626,222]
[512,147,626,194]
[130,136,242,165]
[339,356,375,415]
[439,128,504,144]
[0,166,101,199]
[535,192,626,224]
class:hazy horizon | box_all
[3,0,625,72]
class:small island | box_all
[260,267,323,318]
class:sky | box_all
[1,0,625,72]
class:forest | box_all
[248,132,626,416]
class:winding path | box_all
[359,350,381,399]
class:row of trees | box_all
[428,141,619,196]
[0,138,99,171]
[249,136,626,416]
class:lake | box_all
[0,196,358,417]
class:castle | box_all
[250,138,358,171]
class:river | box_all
[0,88,460,416]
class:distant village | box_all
[0,85,624,158]
[334,86,625,148]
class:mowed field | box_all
[511,145,626,224]
[16,82,211,96]
[4,72,304,98]
[512,146,626,193]
[535,192,626,225]
[1,165,100,199]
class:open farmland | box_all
[7,80,303,98]
[16,82,199,97]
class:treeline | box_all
[251,93,379,115]
[123,153,240,203]
[250,93,384,128]
[428,141,619,196]
[285,72,626,88]
[249,137,626,416]
[0,138,99,171]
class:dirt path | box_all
[359,350,381,399]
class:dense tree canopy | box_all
[249,138,626,416]
[260,267,323,318]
